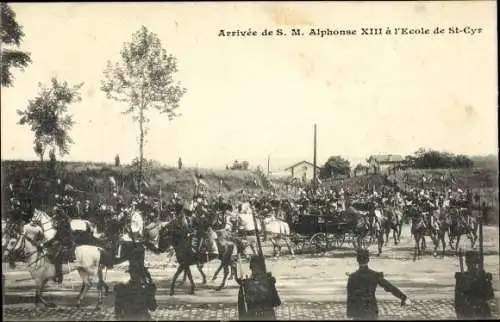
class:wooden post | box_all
[251,211,266,271]
[267,155,270,177]
[478,191,484,271]
[313,124,317,193]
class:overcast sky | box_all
[1,2,497,170]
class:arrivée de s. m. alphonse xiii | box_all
[2,2,498,321]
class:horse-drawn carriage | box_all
[289,209,376,255]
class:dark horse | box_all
[407,205,439,261]
[447,207,478,253]
[343,205,378,251]
[381,206,403,246]
[158,209,237,296]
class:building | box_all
[284,160,321,183]
[366,154,404,174]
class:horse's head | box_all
[3,223,43,268]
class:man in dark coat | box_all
[346,249,410,320]
[455,250,494,319]
[114,244,157,321]
[237,255,281,321]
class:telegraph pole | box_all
[267,155,270,177]
[313,124,317,193]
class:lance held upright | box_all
[454,192,495,319]
[236,205,281,320]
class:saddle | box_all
[46,238,76,263]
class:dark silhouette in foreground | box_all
[346,249,409,320]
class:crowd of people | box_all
[2,176,492,320]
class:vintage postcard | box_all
[1,1,498,321]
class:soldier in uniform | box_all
[114,242,157,321]
[48,206,74,284]
[455,250,494,319]
[346,249,410,320]
[192,199,218,259]
[237,255,281,320]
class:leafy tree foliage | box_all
[17,78,83,162]
[319,156,351,178]
[230,160,249,170]
[101,26,186,194]
[1,3,31,87]
[407,148,474,169]
[115,154,121,167]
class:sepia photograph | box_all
[1,1,498,320]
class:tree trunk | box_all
[138,107,145,195]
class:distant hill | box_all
[1,160,265,211]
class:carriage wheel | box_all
[332,233,346,248]
[309,233,327,255]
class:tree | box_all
[1,3,31,87]
[101,26,186,194]
[17,77,83,163]
[34,140,44,162]
[178,157,183,170]
[407,148,474,169]
[319,156,351,179]
[115,154,121,167]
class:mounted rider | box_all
[49,203,74,284]
[191,197,219,259]
[70,200,100,248]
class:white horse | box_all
[233,203,261,256]
[3,209,109,309]
[262,213,295,258]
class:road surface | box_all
[3,225,499,320]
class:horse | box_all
[159,209,237,295]
[3,221,108,310]
[433,207,451,257]
[261,213,295,258]
[447,207,479,252]
[231,203,260,257]
[343,206,377,250]
[381,206,403,246]
[369,207,386,256]
[407,205,439,261]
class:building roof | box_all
[367,154,404,164]
[284,160,321,171]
